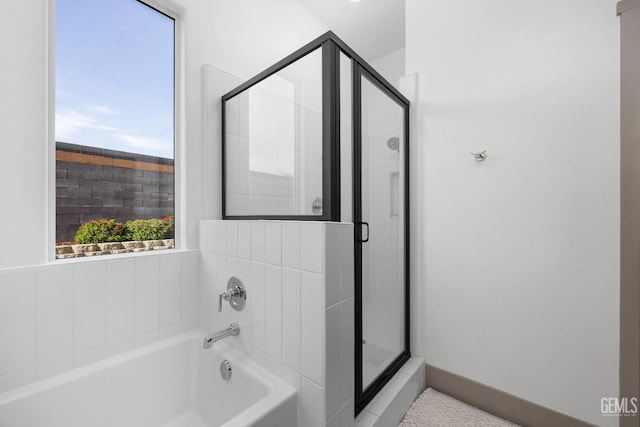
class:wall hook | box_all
[470,151,487,162]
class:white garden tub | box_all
[0,331,296,427]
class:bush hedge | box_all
[74,216,174,244]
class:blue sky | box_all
[56,0,174,159]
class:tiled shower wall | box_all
[0,251,200,394]
[199,219,354,427]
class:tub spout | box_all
[203,323,240,349]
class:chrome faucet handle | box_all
[218,277,246,312]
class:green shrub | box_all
[161,215,175,239]
[74,216,175,244]
[74,219,125,244]
[124,218,168,241]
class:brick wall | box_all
[56,142,174,243]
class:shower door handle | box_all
[360,222,369,243]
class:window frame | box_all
[221,35,341,221]
[48,0,182,261]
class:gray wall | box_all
[56,142,174,243]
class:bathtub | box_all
[0,331,296,427]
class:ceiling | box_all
[295,0,405,61]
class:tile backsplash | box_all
[0,218,354,427]
[0,251,200,394]
[200,220,354,427]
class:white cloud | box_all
[86,105,120,115]
[55,109,120,140]
[113,133,173,158]
[56,106,172,158]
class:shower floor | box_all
[363,341,396,387]
[362,300,404,387]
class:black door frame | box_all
[219,30,411,416]
[353,63,411,415]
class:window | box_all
[55,0,175,259]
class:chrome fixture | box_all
[470,150,487,161]
[219,277,246,312]
[312,197,323,214]
[387,136,400,152]
[203,323,240,349]
[220,360,232,380]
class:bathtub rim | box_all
[0,329,296,427]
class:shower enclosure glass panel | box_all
[220,31,410,415]
[359,74,406,389]
[224,48,323,217]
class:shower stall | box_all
[221,31,410,416]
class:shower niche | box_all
[221,31,410,416]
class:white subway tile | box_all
[223,72,241,94]
[200,253,218,332]
[282,268,301,372]
[282,366,301,393]
[227,221,239,257]
[266,356,283,378]
[265,265,282,362]
[265,222,282,265]
[325,303,342,419]
[327,398,354,427]
[301,377,325,427]
[74,345,106,368]
[301,271,324,386]
[282,366,303,426]
[251,222,266,262]
[238,222,251,259]
[301,222,324,273]
[199,220,211,252]
[203,65,224,131]
[107,337,134,357]
[252,349,267,369]
[218,257,240,327]
[226,256,239,277]
[37,356,73,380]
[181,318,199,333]
[340,299,355,411]
[277,98,296,149]
[325,224,342,307]
[237,137,250,194]
[205,192,222,220]
[297,106,323,157]
[0,270,36,375]
[282,223,301,269]
[0,368,36,394]
[106,259,135,343]
[237,259,252,347]
[206,220,217,252]
[134,256,160,334]
[135,330,159,348]
[251,262,266,353]
[214,221,226,255]
[36,266,73,363]
[225,95,240,136]
[205,130,222,195]
[210,255,225,327]
[341,226,355,301]
[74,262,106,352]
[158,324,181,340]
[159,254,181,327]
[181,251,200,321]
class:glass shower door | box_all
[355,66,409,407]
